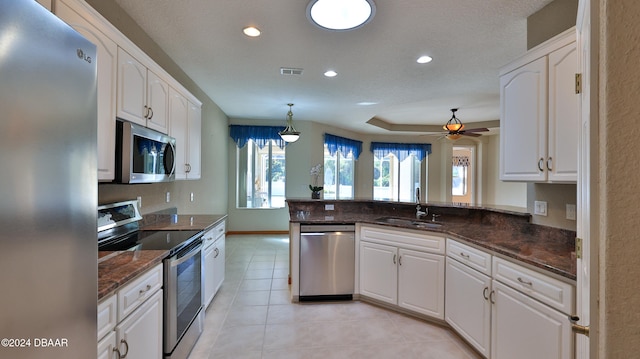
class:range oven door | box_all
[164,238,203,357]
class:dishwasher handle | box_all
[300,224,355,232]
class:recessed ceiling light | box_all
[324,70,338,77]
[357,102,377,106]
[243,26,261,37]
[307,0,376,31]
[417,55,433,64]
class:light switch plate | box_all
[325,204,334,211]
[534,201,548,216]
[166,191,171,203]
[566,204,576,220]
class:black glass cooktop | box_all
[99,229,201,256]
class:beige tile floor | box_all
[188,234,481,359]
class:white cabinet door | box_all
[187,101,202,179]
[203,241,216,308]
[169,87,189,179]
[212,235,226,295]
[359,241,397,305]
[97,330,117,359]
[146,70,169,134]
[548,42,578,182]
[500,57,548,182]
[398,248,445,319]
[117,48,147,126]
[56,0,118,181]
[116,289,163,359]
[491,280,572,359]
[446,258,492,358]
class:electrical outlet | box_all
[566,204,576,220]
[137,196,142,208]
[325,204,334,211]
[534,201,548,216]
[166,191,171,203]
[190,192,194,202]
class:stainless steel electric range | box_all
[98,200,204,359]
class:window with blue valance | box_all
[324,133,363,159]
[370,142,432,161]
[229,125,286,149]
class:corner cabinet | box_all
[97,263,163,359]
[359,225,445,319]
[169,88,202,180]
[500,27,578,182]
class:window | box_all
[323,134,362,200]
[230,125,287,209]
[373,154,421,202]
[370,142,431,202]
[324,147,355,199]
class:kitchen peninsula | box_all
[287,199,577,359]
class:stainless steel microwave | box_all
[115,119,176,183]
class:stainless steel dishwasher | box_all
[299,224,355,301]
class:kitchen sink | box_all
[375,217,443,229]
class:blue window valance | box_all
[324,133,363,159]
[229,125,286,149]
[370,142,432,161]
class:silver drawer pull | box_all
[517,277,533,286]
[459,252,470,259]
[139,284,152,297]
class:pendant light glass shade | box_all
[278,103,301,143]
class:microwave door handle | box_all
[164,141,176,176]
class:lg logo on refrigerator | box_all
[76,48,92,63]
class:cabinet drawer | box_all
[492,257,574,314]
[117,263,163,321]
[203,220,225,249]
[360,224,445,254]
[446,239,492,276]
[97,294,117,340]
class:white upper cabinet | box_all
[169,88,202,180]
[56,0,118,181]
[117,48,169,134]
[500,28,577,182]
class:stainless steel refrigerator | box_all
[0,1,97,358]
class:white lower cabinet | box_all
[116,289,163,359]
[97,263,163,359]
[359,225,445,319]
[203,221,226,308]
[445,258,492,358]
[491,280,572,359]
[97,330,117,359]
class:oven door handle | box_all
[169,242,203,267]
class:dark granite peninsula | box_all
[287,199,576,280]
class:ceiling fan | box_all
[441,108,489,140]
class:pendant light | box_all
[278,103,301,143]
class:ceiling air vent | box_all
[280,67,303,76]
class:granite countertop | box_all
[141,214,227,231]
[98,214,227,301]
[289,208,576,281]
[98,250,168,300]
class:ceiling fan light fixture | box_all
[445,133,462,140]
[278,103,301,143]
[307,0,376,31]
[443,108,464,132]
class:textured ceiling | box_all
[112,0,553,134]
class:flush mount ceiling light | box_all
[307,0,376,31]
[417,55,433,64]
[242,26,261,37]
[324,70,338,77]
[278,103,301,143]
